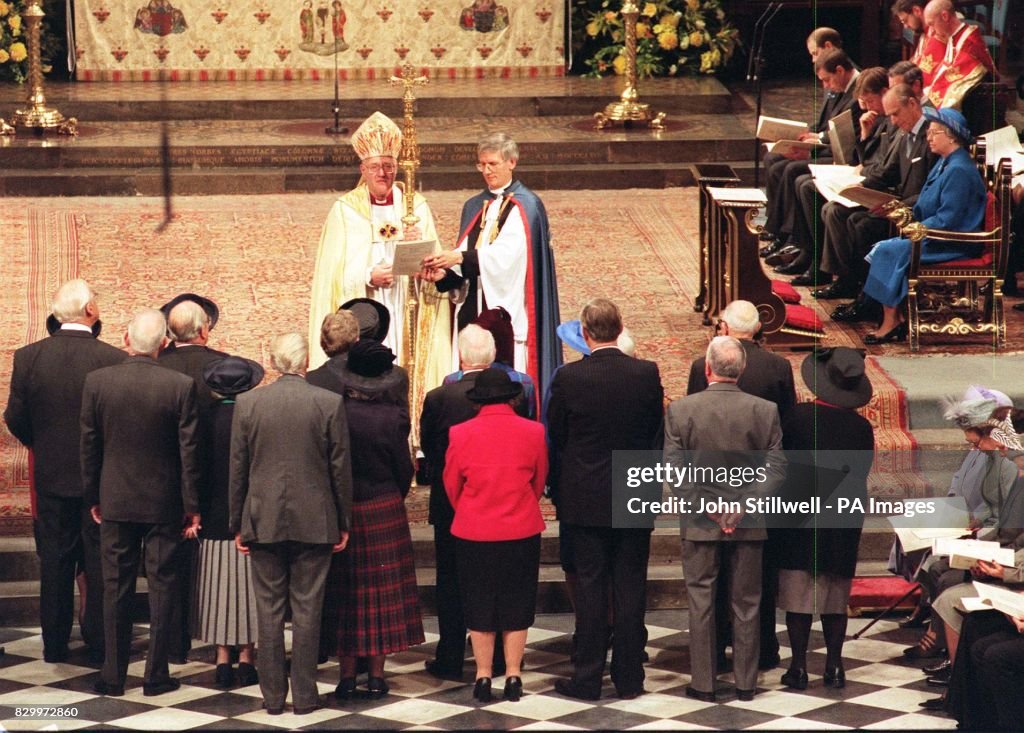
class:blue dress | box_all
[862,146,987,307]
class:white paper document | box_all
[391,239,437,276]
[756,115,808,142]
[707,187,767,204]
[808,164,865,207]
[933,537,1015,568]
[971,581,1024,618]
[981,125,1024,168]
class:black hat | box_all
[47,315,102,338]
[340,297,390,343]
[160,293,220,330]
[465,367,523,405]
[800,347,873,409]
[203,356,264,396]
[346,339,396,378]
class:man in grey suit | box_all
[81,308,201,697]
[230,332,352,716]
[664,336,785,702]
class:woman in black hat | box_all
[331,340,423,701]
[192,356,264,689]
[443,367,548,703]
[776,348,874,690]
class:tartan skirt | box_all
[333,492,424,657]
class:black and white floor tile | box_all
[0,611,958,730]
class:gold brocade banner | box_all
[73,0,565,81]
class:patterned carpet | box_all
[0,190,925,530]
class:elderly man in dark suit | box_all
[548,298,664,701]
[665,336,785,702]
[158,294,228,663]
[686,300,796,670]
[420,324,526,680]
[4,279,126,664]
[230,332,352,716]
[81,307,201,697]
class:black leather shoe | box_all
[618,687,644,700]
[736,689,756,701]
[781,668,808,690]
[143,678,181,697]
[334,677,356,700]
[919,695,946,710]
[791,270,830,287]
[685,686,716,703]
[215,663,236,689]
[926,675,949,687]
[44,647,69,663]
[760,241,781,258]
[554,678,600,701]
[758,230,777,243]
[863,322,908,345]
[424,660,463,681]
[504,676,523,702]
[759,652,781,670]
[813,281,858,299]
[263,703,284,715]
[366,677,390,699]
[93,680,125,697]
[473,677,493,702]
[923,659,951,676]
[823,664,846,688]
[900,605,930,629]
[765,245,802,267]
[293,702,321,715]
[236,662,258,686]
[831,302,879,323]
[775,257,810,275]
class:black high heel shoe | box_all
[863,321,907,345]
[366,676,390,699]
[780,667,808,690]
[504,676,523,702]
[823,664,846,688]
[473,677,493,702]
[334,677,356,700]
[215,663,236,689]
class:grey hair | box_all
[167,300,208,343]
[127,308,167,356]
[270,332,308,375]
[720,300,761,336]
[458,324,496,367]
[477,132,519,163]
[51,279,95,323]
[706,335,746,380]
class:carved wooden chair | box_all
[887,158,1011,351]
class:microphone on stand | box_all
[325,35,347,136]
[753,3,784,83]
[747,3,775,82]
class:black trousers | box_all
[168,539,195,659]
[430,518,504,674]
[100,520,181,687]
[568,525,651,697]
[34,494,104,656]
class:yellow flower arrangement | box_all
[1,1,28,81]
[0,48,7,63]
[576,0,738,77]
[8,12,19,33]
[9,39,25,61]
[0,1,9,17]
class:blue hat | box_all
[556,320,590,356]
[922,107,973,147]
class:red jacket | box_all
[443,404,547,542]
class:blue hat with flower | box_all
[556,319,590,356]
[922,107,974,147]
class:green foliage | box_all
[1,1,61,84]
[572,0,740,78]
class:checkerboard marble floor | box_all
[0,611,958,730]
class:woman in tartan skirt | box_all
[331,339,423,699]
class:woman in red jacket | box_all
[444,368,548,704]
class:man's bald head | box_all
[127,308,168,357]
[924,0,958,40]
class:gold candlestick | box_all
[594,1,665,130]
[6,0,77,136]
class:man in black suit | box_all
[419,325,524,680]
[548,298,664,701]
[825,83,935,322]
[4,279,126,664]
[81,308,201,697]
[230,332,352,716]
[686,300,796,669]
[158,294,228,663]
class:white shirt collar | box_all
[60,323,92,333]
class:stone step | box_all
[0,560,895,627]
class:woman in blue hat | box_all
[860,107,987,343]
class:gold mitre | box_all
[351,111,402,161]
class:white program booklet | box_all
[933,537,1015,568]
[756,115,809,142]
[969,581,1024,617]
[391,239,438,276]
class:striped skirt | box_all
[333,493,424,657]
[190,538,258,646]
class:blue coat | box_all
[863,146,986,307]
